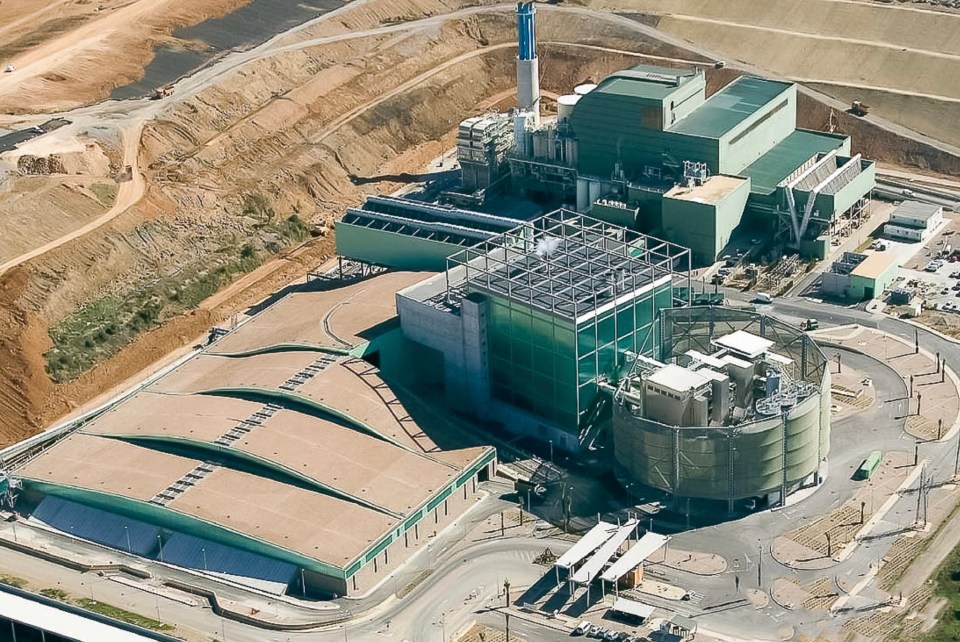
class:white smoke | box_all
[535,235,561,258]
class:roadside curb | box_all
[813,324,960,440]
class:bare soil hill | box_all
[4,0,960,450]
[0,2,676,445]
[0,0,252,113]
[593,0,960,149]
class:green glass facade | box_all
[482,277,674,433]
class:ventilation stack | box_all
[516,2,540,125]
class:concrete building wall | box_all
[661,177,751,267]
[819,271,851,297]
[336,223,460,272]
[590,199,639,229]
[346,464,488,595]
[720,85,797,175]
[884,224,927,242]
[849,263,899,300]
[396,293,488,416]
[489,400,581,451]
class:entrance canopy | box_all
[554,520,619,570]
[571,519,638,584]
[611,596,655,620]
[600,532,670,583]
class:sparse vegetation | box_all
[76,598,175,632]
[0,574,27,588]
[40,587,70,601]
[921,520,960,642]
[90,182,118,206]
[43,193,319,381]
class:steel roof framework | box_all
[446,209,691,320]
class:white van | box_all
[754,292,773,304]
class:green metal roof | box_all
[741,129,849,195]
[593,63,700,102]
[669,76,792,139]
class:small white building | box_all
[884,200,943,242]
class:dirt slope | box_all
[5,0,960,448]
[0,0,252,113]
[587,0,960,150]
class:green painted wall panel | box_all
[335,221,462,271]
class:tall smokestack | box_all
[516,2,540,124]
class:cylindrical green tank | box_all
[613,308,830,504]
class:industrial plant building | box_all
[506,62,876,265]
[884,200,944,242]
[820,251,901,300]
[9,272,495,598]
[396,209,691,450]
[612,307,831,512]
[333,2,877,273]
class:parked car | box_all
[753,292,773,304]
[573,621,591,636]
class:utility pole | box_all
[918,393,922,416]
[860,501,866,525]
[910,374,915,398]
[915,467,925,527]
[939,418,944,440]
[837,353,842,374]
[915,329,919,354]
[915,442,919,467]
[500,511,505,537]
[504,579,511,642]
[825,532,832,558]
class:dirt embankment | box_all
[0,4,687,446]
[0,0,253,113]
[7,0,960,448]
[0,268,53,444]
[592,0,960,156]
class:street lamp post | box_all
[757,539,762,587]
[123,526,131,554]
[156,535,164,564]
[202,547,208,572]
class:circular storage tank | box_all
[574,83,597,96]
[557,94,580,120]
[612,309,831,505]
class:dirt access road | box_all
[4,0,960,447]
[0,0,251,113]
[0,122,144,276]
